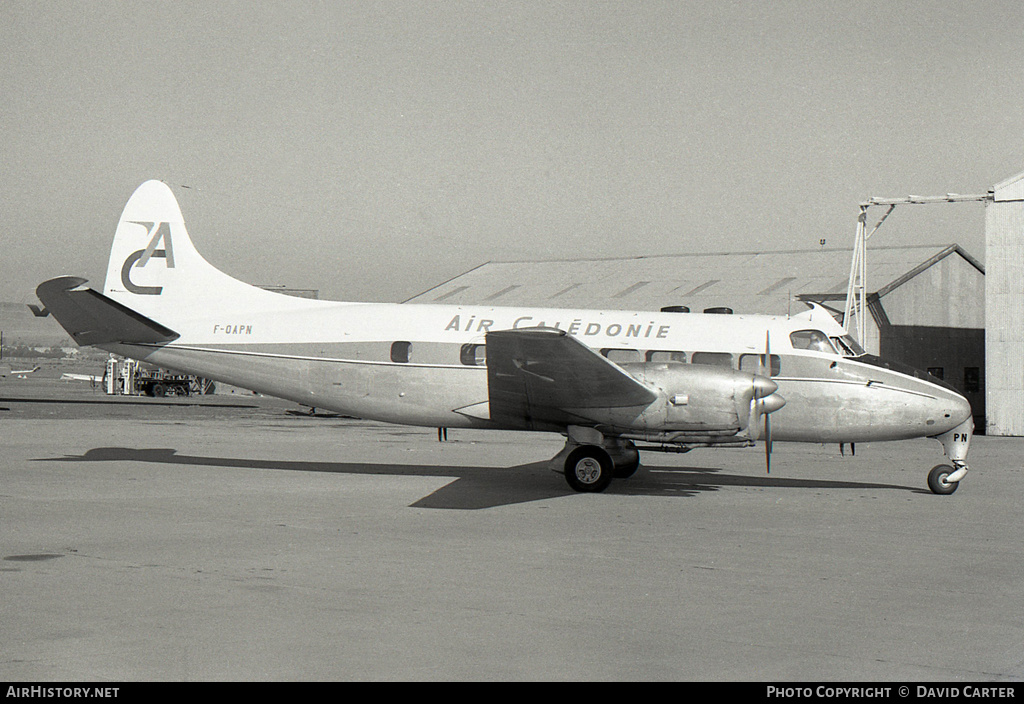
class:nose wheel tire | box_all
[564,446,615,493]
[928,464,959,495]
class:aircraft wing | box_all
[486,327,657,428]
[36,276,179,347]
[0,365,40,375]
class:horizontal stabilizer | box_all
[486,327,657,427]
[36,276,180,347]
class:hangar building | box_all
[407,244,986,430]
[985,169,1024,436]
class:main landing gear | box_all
[555,427,640,493]
[564,446,615,493]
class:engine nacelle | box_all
[620,361,780,435]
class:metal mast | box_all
[843,193,991,344]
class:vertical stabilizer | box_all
[102,181,301,326]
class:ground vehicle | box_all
[104,357,214,397]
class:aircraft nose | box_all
[934,389,972,433]
[950,392,972,425]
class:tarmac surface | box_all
[2,375,1023,681]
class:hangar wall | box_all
[872,248,985,430]
[985,170,1024,436]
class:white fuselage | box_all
[103,299,973,446]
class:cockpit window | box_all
[830,334,866,357]
[789,330,837,354]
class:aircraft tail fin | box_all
[101,181,305,329]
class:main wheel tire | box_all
[564,446,615,493]
[928,464,959,495]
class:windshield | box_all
[830,334,866,357]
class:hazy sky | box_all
[2,1,1023,304]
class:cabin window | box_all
[927,367,945,380]
[390,341,412,363]
[691,352,734,368]
[460,343,487,366]
[601,348,642,363]
[739,353,781,376]
[645,350,687,363]
[790,330,836,354]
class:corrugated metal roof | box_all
[406,244,980,315]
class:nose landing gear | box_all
[930,418,972,495]
[928,463,963,495]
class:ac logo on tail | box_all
[121,221,175,295]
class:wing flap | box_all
[36,276,179,346]
[486,327,657,427]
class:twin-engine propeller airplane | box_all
[37,181,974,495]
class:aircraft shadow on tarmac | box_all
[40,446,922,510]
